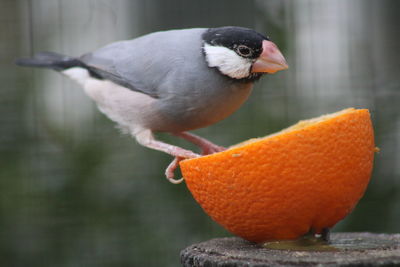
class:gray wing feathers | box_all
[80,40,157,98]
[80,29,207,99]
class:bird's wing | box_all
[80,29,206,99]
[80,39,160,98]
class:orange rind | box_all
[180,108,375,243]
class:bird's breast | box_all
[155,79,254,132]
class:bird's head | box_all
[202,26,288,81]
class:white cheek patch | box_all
[203,43,252,79]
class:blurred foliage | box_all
[1,0,399,266]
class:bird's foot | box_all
[164,145,224,184]
[173,132,226,155]
[165,132,226,183]
[135,129,200,183]
[165,157,185,184]
[201,143,226,155]
[165,147,201,184]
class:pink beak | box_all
[251,40,288,74]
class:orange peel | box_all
[180,108,375,243]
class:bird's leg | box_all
[135,130,199,183]
[136,130,199,158]
[163,132,227,183]
[173,132,226,155]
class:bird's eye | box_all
[236,45,252,57]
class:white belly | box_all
[62,67,160,135]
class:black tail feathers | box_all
[15,52,84,71]
[16,52,104,79]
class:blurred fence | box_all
[1,0,399,266]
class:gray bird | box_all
[16,26,288,183]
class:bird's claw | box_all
[165,151,202,184]
[165,156,185,184]
[165,143,226,183]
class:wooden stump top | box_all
[181,232,400,266]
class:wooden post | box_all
[181,233,400,266]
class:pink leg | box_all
[173,132,226,155]
[164,132,226,183]
[135,130,199,184]
[136,130,199,158]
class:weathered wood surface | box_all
[181,233,400,267]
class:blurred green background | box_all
[1,0,399,266]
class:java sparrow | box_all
[16,26,288,183]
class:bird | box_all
[15,26,288,183]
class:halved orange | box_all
[180,108,375,243]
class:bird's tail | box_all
[15,52,83,71]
